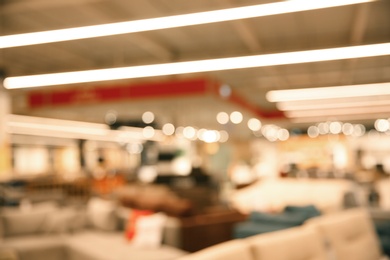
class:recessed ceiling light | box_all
[247,118,262,131]
[142,111,155,124]
[162,123,175,136]
[230,111,243,124]
[217,112,229,125]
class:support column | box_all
[0,84,12,179]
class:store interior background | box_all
[0,0,390,255]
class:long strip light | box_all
[277,94,390,111]
[266,82,390,102]
[286,105,390,118]
[291,114,390,123]
[6,114,163,142]
[4,43,390,89]
[0,0,375,49]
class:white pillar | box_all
[0,85,11,179]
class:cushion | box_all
[1,202,58,237]
[247,226,328,260]
[1,235,67,260]
[130,212,167,248]
[86,197,118,231]
[124,210,153,241]
[68,208,88,232]
[177,239,253,260]
[308,208,383,260]
[43,207,80,234]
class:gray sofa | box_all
[0,199,187,260]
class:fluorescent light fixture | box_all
[0,0,375,49]
[286,105,390,118]
[6,114,162,142]
[291,114,390,123]
[4,43,390,89]
[267,82,390,102]
[277,94,390,111]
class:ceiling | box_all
[1,0,390,139]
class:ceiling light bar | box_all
[6,114,162,142]
[277,95,390,111]
[0,0,375,49]
[267,82,390,102]
[291,113,390,123]
[4,43,390,89]
[7,114,108,130]
[286,105,390,118]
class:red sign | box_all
[28,78,217,109]
[27,77,285,119]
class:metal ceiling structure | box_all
[1,0,390,138]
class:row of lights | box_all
[142,110,291,143]
[216,111,291,142]
[307,121,366,138]
[255,124,290,142]
[140,111,229,143]
[135,112,390,143]
[217,111,244,125]
[217,111,263,131]
[126,119,390,155]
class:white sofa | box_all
[0,199,187,260]
[307,207,386,260]
[246,226,328,260]
[174,239,253,260]
[177,207,389,260]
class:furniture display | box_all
[0,198,187,260]
[233,205,321,239]
[116,183,247,252]
[177,207,390,260]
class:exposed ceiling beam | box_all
[215,0,262,53]
[78,4,174,62]
[350,3,370,44]
[1,16,95,72]
[1,0,104,14]
[126,34,174,62]
[1,1,175,63]
[216,0,290,90]
[230,19,263,53]
[340,3,370,84]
